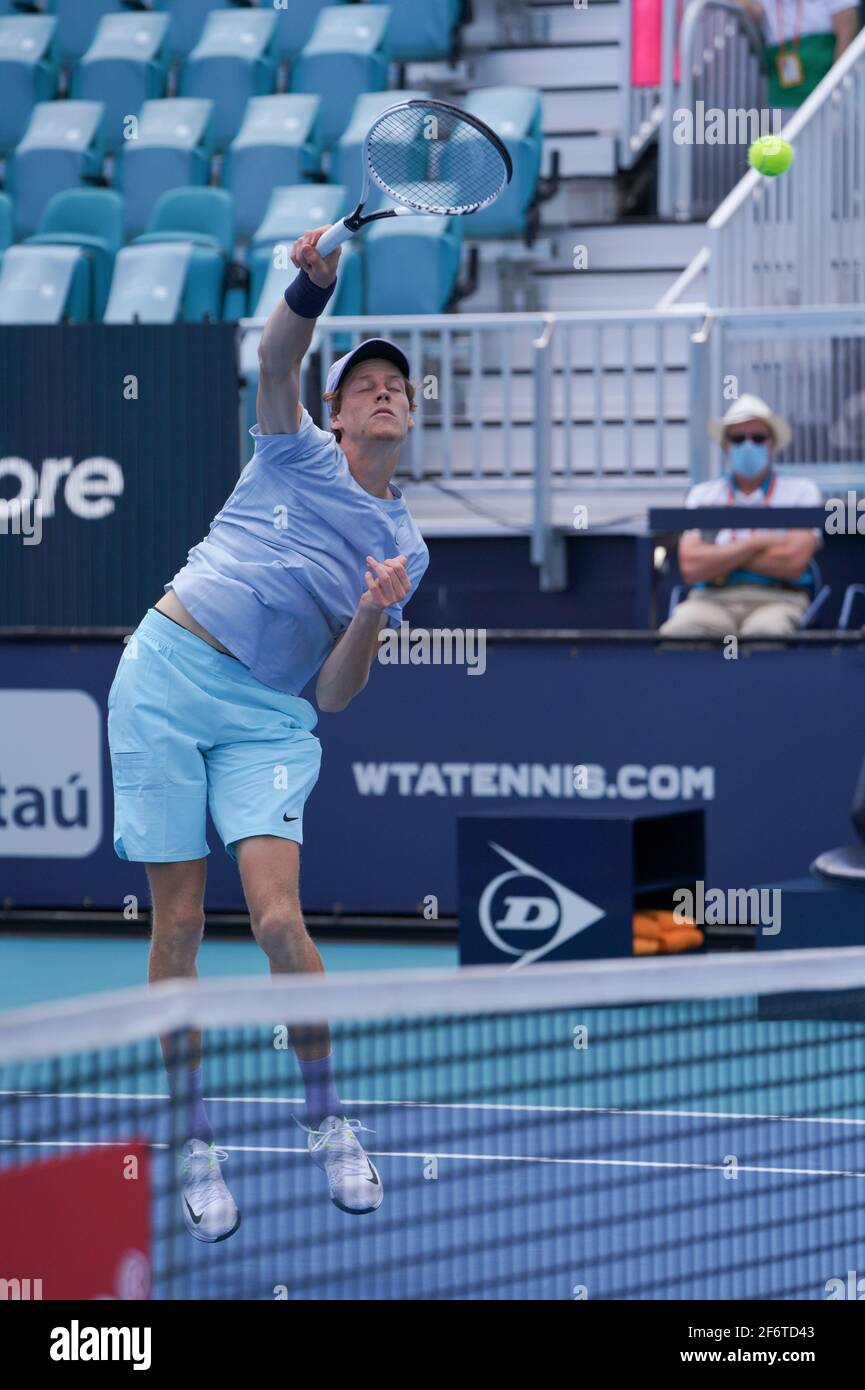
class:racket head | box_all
[362,99,513,217]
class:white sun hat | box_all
[706,393,792,452]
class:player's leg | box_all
[235,835,383,1215]
[108,613,241,1242]
[146,856,240,1244]
[146,858,208,1129]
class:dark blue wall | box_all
[0,639,862,916]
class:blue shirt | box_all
[167,408,429,695]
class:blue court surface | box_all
[2,935,865,1301]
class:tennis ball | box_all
[747,135,794,177]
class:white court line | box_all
[4,1089,865,1128]
[2,1135,865,1179]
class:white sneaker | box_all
[307,1116,383,1215]
[179,1139,241,1243]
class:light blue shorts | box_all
[107,609,322,863]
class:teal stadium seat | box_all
[0,16,57,155]
[8,100,105,237]
[163,0,243,60]
[104,186,233,322]
[136,186,234,254]
[116,97,214,238]
[364,207,462,314]
[292,6,390,150]
[73,11,170,154]
[248,183,351,309]
[24,187,124,318]
[272,0,342,60]
[457,87,542,238]
[368,0,462,61]
[0,244,91,323]
[0,190,13,252]
[180,8,278,152]
[223,95,323,243]
[53,0,165,66]
[332,89,431,208]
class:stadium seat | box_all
[116,97,214,238]
[0,190,13,251]
[0,244,91,323]
[223,95,323,243]
[135,186,234,255]
[23,187,124,319]
[331,89,431,208]
[72,11,170,154]
[248,183,350,309]
[105,186,233,323]
[457,87,542,239]
[272,0,341,60]
[180,8,278,151]
[367,0,462,61]
[667,559,832,630]
[8,100,105,238]
[163,0,246,60]
[364,208,463,314]
[0,15,57,155]
[292,6,390,150]
[52,0,165,67]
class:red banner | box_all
[0,1143,151,1300]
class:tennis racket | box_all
[316,98,513,257]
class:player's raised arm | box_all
[256,226,341,436]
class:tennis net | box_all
[3,947,865,1301]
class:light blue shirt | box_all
[167,407,429,695]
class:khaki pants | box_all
[658,584,810,638]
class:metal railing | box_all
[242,308,701,485]
[695,305,865,484]
[705,26,865,308]
[240,305,865,587]
[619,0,663,170]
[662,0,769,219]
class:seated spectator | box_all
[659,394,822,638]
[738,0,859,118]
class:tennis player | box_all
[107,226,429,1240]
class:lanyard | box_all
[726,471,775,540]
[775,0,805,50]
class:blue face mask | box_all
[728,439,770,480]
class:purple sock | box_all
[299,1053,342,1128]
[168,1066,213,1144]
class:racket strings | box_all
[367,106,508,215]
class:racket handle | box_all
[317,220,355,257]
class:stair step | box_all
[445,321,694,370]
[463,45,620,89]
[463,264,679,310]
[548,223,708,271]
[542,88,620,134]
[537,179,621,226]
[546,132,617,177]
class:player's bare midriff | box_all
[155,591,238,658]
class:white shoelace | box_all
[302,1118,376,1179]
[182,1145,230,1209]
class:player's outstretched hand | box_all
[292,226,341,287]
[360,555,410,613]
